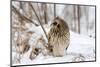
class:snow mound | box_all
[13,25,95,66]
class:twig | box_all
[29,3,48,42]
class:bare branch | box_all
[37,3,43,23]
[29,3,48,42]
[12,5,39,26]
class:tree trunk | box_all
[77,5,80,34]
[43,3,48,24]
[54,4,56,18]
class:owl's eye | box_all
[52,21,57,25]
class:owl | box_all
[47,16,70,57]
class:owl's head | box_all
[50,16,69,31]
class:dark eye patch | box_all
[57,24,60,28]
[53,21,57,25]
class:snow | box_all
[12,25,95,66]
[11,2,95,66]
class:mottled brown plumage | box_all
[47,16,70,57]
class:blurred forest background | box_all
[12,1,95,38]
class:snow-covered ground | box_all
[12,24,95,66]
[11,2,96,66]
